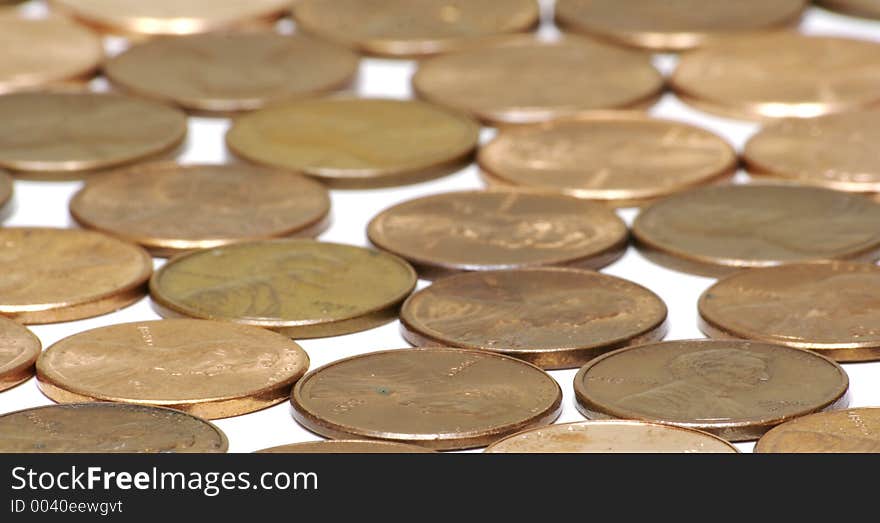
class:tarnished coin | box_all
[292,0,539,57]
[368,190,628,279]
[818,0,880,19]
[755,408,880,453]
[0,170,11,211]
[70,163,331,257]
[291,348,562,450]
[574,340,850,441]
[0,228,152,324]
[632,185,880,276]
[0,317,41,392]
[226,98,480,188]
[484,420,739,453]
[37,319,309,419]
[672,34,880,120]
[412,36,663,125]
[105,33,359,114]
[400,269,667,369]
[150,240,417,338]
[256,440,436,453]
[0,403,227,453]
[0,92,187,176]
[555,0,805,51]
[478,116,737,207]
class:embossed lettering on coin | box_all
[755,408,880,453]
[0,317,41,392]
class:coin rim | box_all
[0,317,41,392]
[254,439,437,453]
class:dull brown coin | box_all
[368,190,629,279]
[37,319,309,419]
[256,440,436,453]
[400,268,667,369]
[105,33,359,114]
[412,36,663,125]
[478,116,737,207]
[555,0,805,51]
[672,33,880,120]
[0,403,228,453]
[292,0,539,57]
[574,340,849,441]
[0,170,11,211]
[150,239,417,338]
[226,97,480,188]
[70,163,331,257]
[291,348,562,450]
[755,408,880,453]
[0,317,41,392]
[632,185,880,277]
[0,91,187,176]
[484,420,739,453]
[818,0,880,19]
[0,228,152,324]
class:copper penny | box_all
[818,0,880,19]
[255,440,436,453]
[291,348,562,450]
[400,268,667,369]
[0,317,40,392]
[755,408,880,453]
[0,170,11,211]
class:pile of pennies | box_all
[2,0,880,454]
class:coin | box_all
[671,33,880,120]
[554,0,805,51]
[0,403,227,453]
[292,0,539,57]
[0,92,187,177]
[755,408,880,453]
[226,98,480,188]
[368,190,628,279]
[255,440,436,453]
[150,240,417,338]
[632,185,880,277]
[412,36,663,125]
[70,163,331,257]
[0,170,11,211]
[818,0,880,19]
[104,33,359,114]
[478,116,737,207]
[400,269,667,369]
[574,340,849,441]
[484,420,739,453]
[0,317,40,392]
[0,228,152,324]
[291,348,562,450]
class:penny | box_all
[755,408,880,453]
[70,163,331,257]
[292,0,539,57]
[818,0,880,19]
[368,190,628,279]
[37,319,309,419]
[412,36,663,125]
[632,185,880,277]
[0,228,152,324]
[554,0,805,51]
[226,98,480,188]
[484,420,739,453]
[104,33,359,114]
[478,116,737,207]
[671,33,880,120]
[400,268,667,369]
[150,240,417,338]
[574,340,849,441]
[0,170,11,211]
[0,92,187,176]
[0,403,227,453]
[291,348,562,450]
[0,317,41,392]
[255,440,436,453]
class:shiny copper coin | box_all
[0,170,11,211]
[478,116,737,207]
[484,420,739,453]
[574,340,849,441]
[0,403,227,453]
[672,33,880,120]
[70,163,331,257]
[0,228,152,324]
[755,408,880,453]
[818,0,880,19]
[412,36,663,125]
[256,440,436,453]
[400,269,667,369]
[292,0,539,57]
[632,185,880,277]
[554,0,805,51]
[291,348,562,450]
[150,240,417,338]
[0,317,40,392]
[226,98,480,188]
[0,92,187,176]
[105,33,359,114]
